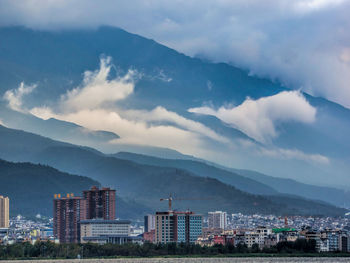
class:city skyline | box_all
[0,0,349,259]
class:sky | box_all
[0,0,350,108]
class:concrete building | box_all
[144,214,155,232]
[155,211,202,244]
[208,211,227,230]
[244,227,272,248]
[83,186,116,220]
[80,219,131,244]
[0,195,9,228]
[326,230,340,252]
[53,194,87,243]
[143,229,155,243]
[340,232,350,252]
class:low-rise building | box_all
[245,227,272,248]
[80,219,131,244]
[143,229,155,243]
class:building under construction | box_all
[155,211,203,244]
[155,195,203,244]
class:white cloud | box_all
[189,91,317,143]
[29,57,228,156]
[61,57,135,111]
[259,147,330,165]
[122,106,229,144]
[235,138,329,165]
[28,58,325,165]
[5,56,328,167]
[0,0,350,107]
[3,82,37,112]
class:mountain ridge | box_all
[0,124,347,217]
[0,25,349,187]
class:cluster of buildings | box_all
[53,186,140,244]
[193,211,350,252]
[228,213,350,230]
[0,215,53,244]
[2,189,350,254]
[197,226,350,252]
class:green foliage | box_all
[0,239,324,259]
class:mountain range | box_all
[0,124,347,218]
[0,25,349,218]
[0,26,349,188]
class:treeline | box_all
[0,239,328,259]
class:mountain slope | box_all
[0,103,119,148]
[0,159,148,219]
[115,152,350,208]
[231,169,350,208]
[114,152,278,195]
[0,159,97,217]
[0,125,347,217]
[0,26,349,187]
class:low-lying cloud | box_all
[27,57,229,155]
[189,91,317,144]
[61,57,136,112]
[258,147,329,165]
[0,0,349,107]
[3,56,329,167]
[3,82,37,112]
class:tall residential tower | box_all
[53,194,87,243]
[0,195,9,228]
[83,186,116,220]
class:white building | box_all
[144,214,155,232]
[244,227,272,248]
[208,211,227,230]
[80,219,131,244]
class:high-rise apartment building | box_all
[83,186,116,220]
[208,211,227,229]
[53,194,87,243]
[0,195,9,228]
[155,211,202,244]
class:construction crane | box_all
[160,194,174,211]
[160,194,211,212]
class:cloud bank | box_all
[27,57,229,156]
[3,82,37,112]
[259,147,329,165]
[0,0,350,108]
[61,56,136,112]
[189,91,317,143]
[3,57,328,166]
